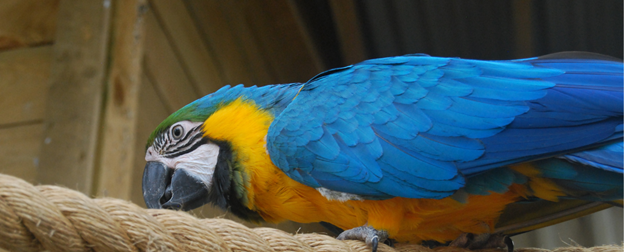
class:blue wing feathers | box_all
[396,72,422,83]
[532,60,622,73]
[425,109,515,129]
[370,138,460,181]
[464,168,527,195]
[415,93,453,110]
[449,97,529,118]
[393,104,433,132]
[533,159,579,179]
[428,122,503,138]
[266,53,623,200]
[389,76,410,95]
[394,84,428,103]
[327,117,358,134]
[562,141,623,173]
[354,127,376,143]
[333,141,383,182]
[304,127,340,160]
[432,79,473,96]
[531,159,623,200]
[469,87,548,101]
[473,62,565,78]
[459,76,555,91]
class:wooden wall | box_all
[0,0,148,200]
[0,0,58,184]
[0,4,58,251]
[0,0,331,235]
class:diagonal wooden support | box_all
[38,0,146,200]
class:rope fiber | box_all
[0,173,620,252]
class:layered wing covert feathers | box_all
[266,53,623,200]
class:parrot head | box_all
[143,119,220,211]
[141,84,300,219]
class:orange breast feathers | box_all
[250,167,529,243]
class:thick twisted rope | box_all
[0,173,620,252]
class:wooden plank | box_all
[0,46,53,125]
[129,74,171,205]
[285,0,325,71]
[392,1,430,56]
[0,124,43,184]
[149,0,226,94]
[233,0,323,83]
[37,0,112,194]
[512,0,534,58]
[328,0,367,64]
[144,10,199,111]
[183,0,255,86]
[0,0,59,51]
[358,1,401,57]
[214,1,276,86]
[93,0,148,199]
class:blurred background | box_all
[0,0,621,249]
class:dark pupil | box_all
[173,128,182,137]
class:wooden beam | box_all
[512,0,535,58]
[149,0,226,94]
[286,0,325,71]
[215,0,276,85]
[129,74,171,205]
[183,0,255,87]
[37,0,112,194]
[233,0,324,83]
[93,0,148,199]
[0,124,43,184]
[0,46,53,126]
[328,0,367,64]
[143,10,199,111]
[0,0,59,51]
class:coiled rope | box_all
[0,173,620,252]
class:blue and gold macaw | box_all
[142,52,623,251]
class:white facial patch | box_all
[146,143,220,189]
[174,143,220,188]
[146,120,221,189]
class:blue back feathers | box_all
[265,52,623,200]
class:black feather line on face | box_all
[153,124,205,158]
[209,139,263,222]
[163,133,206,158]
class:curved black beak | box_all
[142,161,169,209]
[142,161,210,211]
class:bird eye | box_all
[171,125,184,140]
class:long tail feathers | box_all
[495,199,613,236]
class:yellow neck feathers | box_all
[201,98,275,208]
